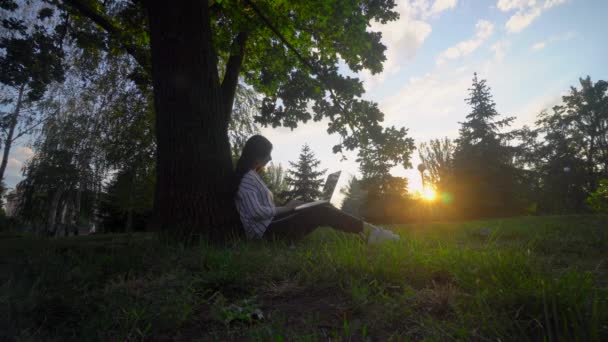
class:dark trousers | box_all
[265,204,363,241]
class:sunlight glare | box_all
[422,188,437,201]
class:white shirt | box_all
[235,170,277,239]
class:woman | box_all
[234,135,364,241]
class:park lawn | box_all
[1,215,608,341]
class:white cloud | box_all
[511,92,564,127]
[436,20,494,65]
[429,0,458,16]
[531,31,576,51]
[491,40,510,61]
[505,7,541,33]
[361,0,458,88]
[367,2,432,76]
[372,18,432,75]
[498,0,567,33]
[497,0,534,12]
[532,42,546,50]
[380,68,472,137]
[4,145,34,189]
[544,0,567,9]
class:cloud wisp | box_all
[436,20,494,65]
[497,0,568,33]
[360,0,459,88]
[531,31,576,51]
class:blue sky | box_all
[260,0,608,193]
[4,0,608,194]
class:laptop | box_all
[293,171,341,211]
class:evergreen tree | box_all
[285,144,326,202]
[340,176,366,217]
[452,73,520,218]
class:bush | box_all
[586,179,608,213]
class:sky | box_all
[259,0,608,194]
[4,0,608,195]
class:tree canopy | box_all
[42,0,415,241]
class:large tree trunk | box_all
[145,1,241,242]
[0,84,25,183]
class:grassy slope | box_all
[1,215,608,341]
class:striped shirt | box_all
[235,170,277,239]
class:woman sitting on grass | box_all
[234,135,364,241]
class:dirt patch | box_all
[153,286,356,341]
[414,282,459,320]
[262,285,354,330]
[154,279,461,341]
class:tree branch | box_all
[221,32,248,123]
[244,0,357,136]
[11,115,51,142]
[62,0,151,73]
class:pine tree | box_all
[451,73,520,218]
[457,73,513,147]
[285,144,327,201]
[340,176,366,217]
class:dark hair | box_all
[235,135,273,189]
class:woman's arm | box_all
[241,190,277,221]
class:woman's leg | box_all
[265,204,363,241]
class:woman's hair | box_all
[235,135,273,189]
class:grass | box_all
[1,215,607,341]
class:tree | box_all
[555,77,608,190]
[0,1,66,185]
[358,126,415,194]
[229,84,260,161]
[452,73,520,218]
[516,109,590,213]
[587,179,608,213]
[510,78,608,214]
[340,176,366,217]
[58,0,411,242]
[16,52,137,235]
[285,144,326,202]
[357,126,415,222]
[418,137,454,191]
[99,166,154,232]
[260,162,289,205]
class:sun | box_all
[421,188,437,201]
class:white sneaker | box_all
[366,224,400,244]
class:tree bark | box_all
[60,199,69,236]
[145,1,241,242]
[72,184,82,235]
[221,32,248,122]
[0,84,25,183]
[46,186,64,236]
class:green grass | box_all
[1,215,607,341]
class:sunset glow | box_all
[421,188,437,201]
